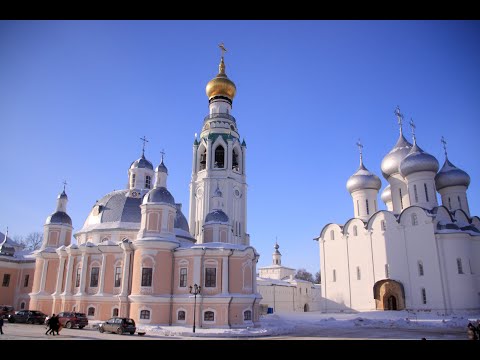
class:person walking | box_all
[0,315,4,335]
[46,314,57,335]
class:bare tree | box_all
[314,271,321,284]
[294,268,314,283]
[12,234,24,245]
[20,232,43,251]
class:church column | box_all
[39,258,49,293]
[206,138,212,170]
[222,254,229,294]
[97,253,107,295]
[54,255,66,295]
[120,247,132,296]
[63,253,74,295]
[78,252,88,295]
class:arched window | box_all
[199,147,207,171]
[90,266,99,287]
[145,175,151,189]
[356,266,361,280]
[411,213,418,226]
[140,310,150,319]
[421,288,427,304]
[178,310,186,321]
[204,311,215,321]
[424,183,429,202]
[214,145,225,168]
[20,302,25,310]
[112,308,119,317]
[366,199,370,215]
[353,226,358,237]
[418,261,424,276]
[130,173,136,188]
[232,148,240,171]
[457,258,464,274]
[330,230,335,240]
[88,307,95,316]
[244,310,252,321]
[414,184,418,202]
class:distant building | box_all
[257,242,321,313]
[0,231,35,310]
[315,109,480,314]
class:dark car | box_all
[8,310,47,324]
[57,312,89,329]
[98,317,136,335]
[0,305,15,318]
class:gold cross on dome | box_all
[219,42,227,57]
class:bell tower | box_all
[189,44,248,245]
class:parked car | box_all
[8,310,47,324]
[57,312,88,329]
[0,305,15,318]
[98,317,136,335]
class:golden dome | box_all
[206,57,236,101]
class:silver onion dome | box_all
[46,211,72,225]
[130,154,153,170]
[156,159,168,174]
[435,157,470,191]
[205,209,229,223]
[399,142,439,178]
[381,132,412,179]
[346,162,382,194]
[143,187,175,205]
[381,185,392,203]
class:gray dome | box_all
[144,187,175,205]
[156,160,168,174]
[381,185,392,203]
[381,132,412,179]
[399,143,439,178]
[205,209,229,223]
[435,158,470,190]
[87,190,142,225]
[346,162,382,194]
[175,207,189,232]
[130,154,153,170]
[46,211,72,225]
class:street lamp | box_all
[189,283,201,333]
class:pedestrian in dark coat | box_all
[0,315,4,335]
[467,322,478,340]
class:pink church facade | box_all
[29,48,262,328]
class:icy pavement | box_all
[88,310,480,338]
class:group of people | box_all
[467,321,480,340]
[45,314,61,336]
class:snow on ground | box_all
[88,310,480,338]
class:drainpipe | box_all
[226,249,233,328]
[199,247,206,329]
[169,249,175,326]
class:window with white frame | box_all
[75,267,81,287]
[178,310,186,321]
[179,268,187,288]
[140,310,150,319]
[414,184,418,202]
[204,311,214,321]
[130,174,136,188]
[112,308,119,317]
[90,266,99,287]
[88,307,95,316]
[244,310,252,321]
[366,199,369,215]
[142,267,153,287]
[424,183,429,202]
[421,288,427,304]
[205,267,216,287]
[114,266,122,287]
[145,175,152,189]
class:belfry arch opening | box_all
[199,145,207,171]
[214,145,225,168]
[373,279,405,311]
[232,147,240,172]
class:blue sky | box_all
[1,20,479,275]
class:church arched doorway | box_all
[387,295,397,310]
[303,304,309,312]
[373,279,405,311]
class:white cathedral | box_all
[316,107,480,314]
